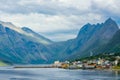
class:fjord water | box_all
[0,67,120,80]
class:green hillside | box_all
[0,61,8,66]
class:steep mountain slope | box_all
[60,18,119,60]
[0,22,53,64]
[77,18,119,56]
[0,21,53,45]
[22,27,53,45]
[97,30,120,53]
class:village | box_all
[53,53,120,70]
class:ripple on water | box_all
[0,68,120,80]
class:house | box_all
[53,61,62,68]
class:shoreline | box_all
[12,66,120,71]
[1,65,120,72]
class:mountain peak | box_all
[80,23,92,30]
[0,21,26,34]
[86,23,91,26]
[104,18,119,29]
[105,18,115,24]
[0,21,16,28]
[22,27,53,44]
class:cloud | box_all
[40,29,78,41]
[0,0,120,41]
[92,0,120,15]
[0,12,104,35]
[41,32,77,42]
[0,0,120,16]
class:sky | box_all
[0,0,120,41]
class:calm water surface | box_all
[0,67,120,80]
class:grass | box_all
[0,61,8,66]
[112,66,120,70]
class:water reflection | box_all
[114,71,120,76]
[0,68,120,80]
[10,78,34,80]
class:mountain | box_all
[0,21,53,45]
[22,27,53,45]
[0,21,54,64]
[96,30,120,53]
[58,18,119,60]
[0,18,119,64]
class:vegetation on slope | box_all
[74,53,120,65]
[0,61,8,66]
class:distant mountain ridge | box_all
[0,21,54,64]
[22,27,53,45]
[0,18,120,64]
[49,18,119,60]
[0,21,53,45]
[72,18,119,58]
